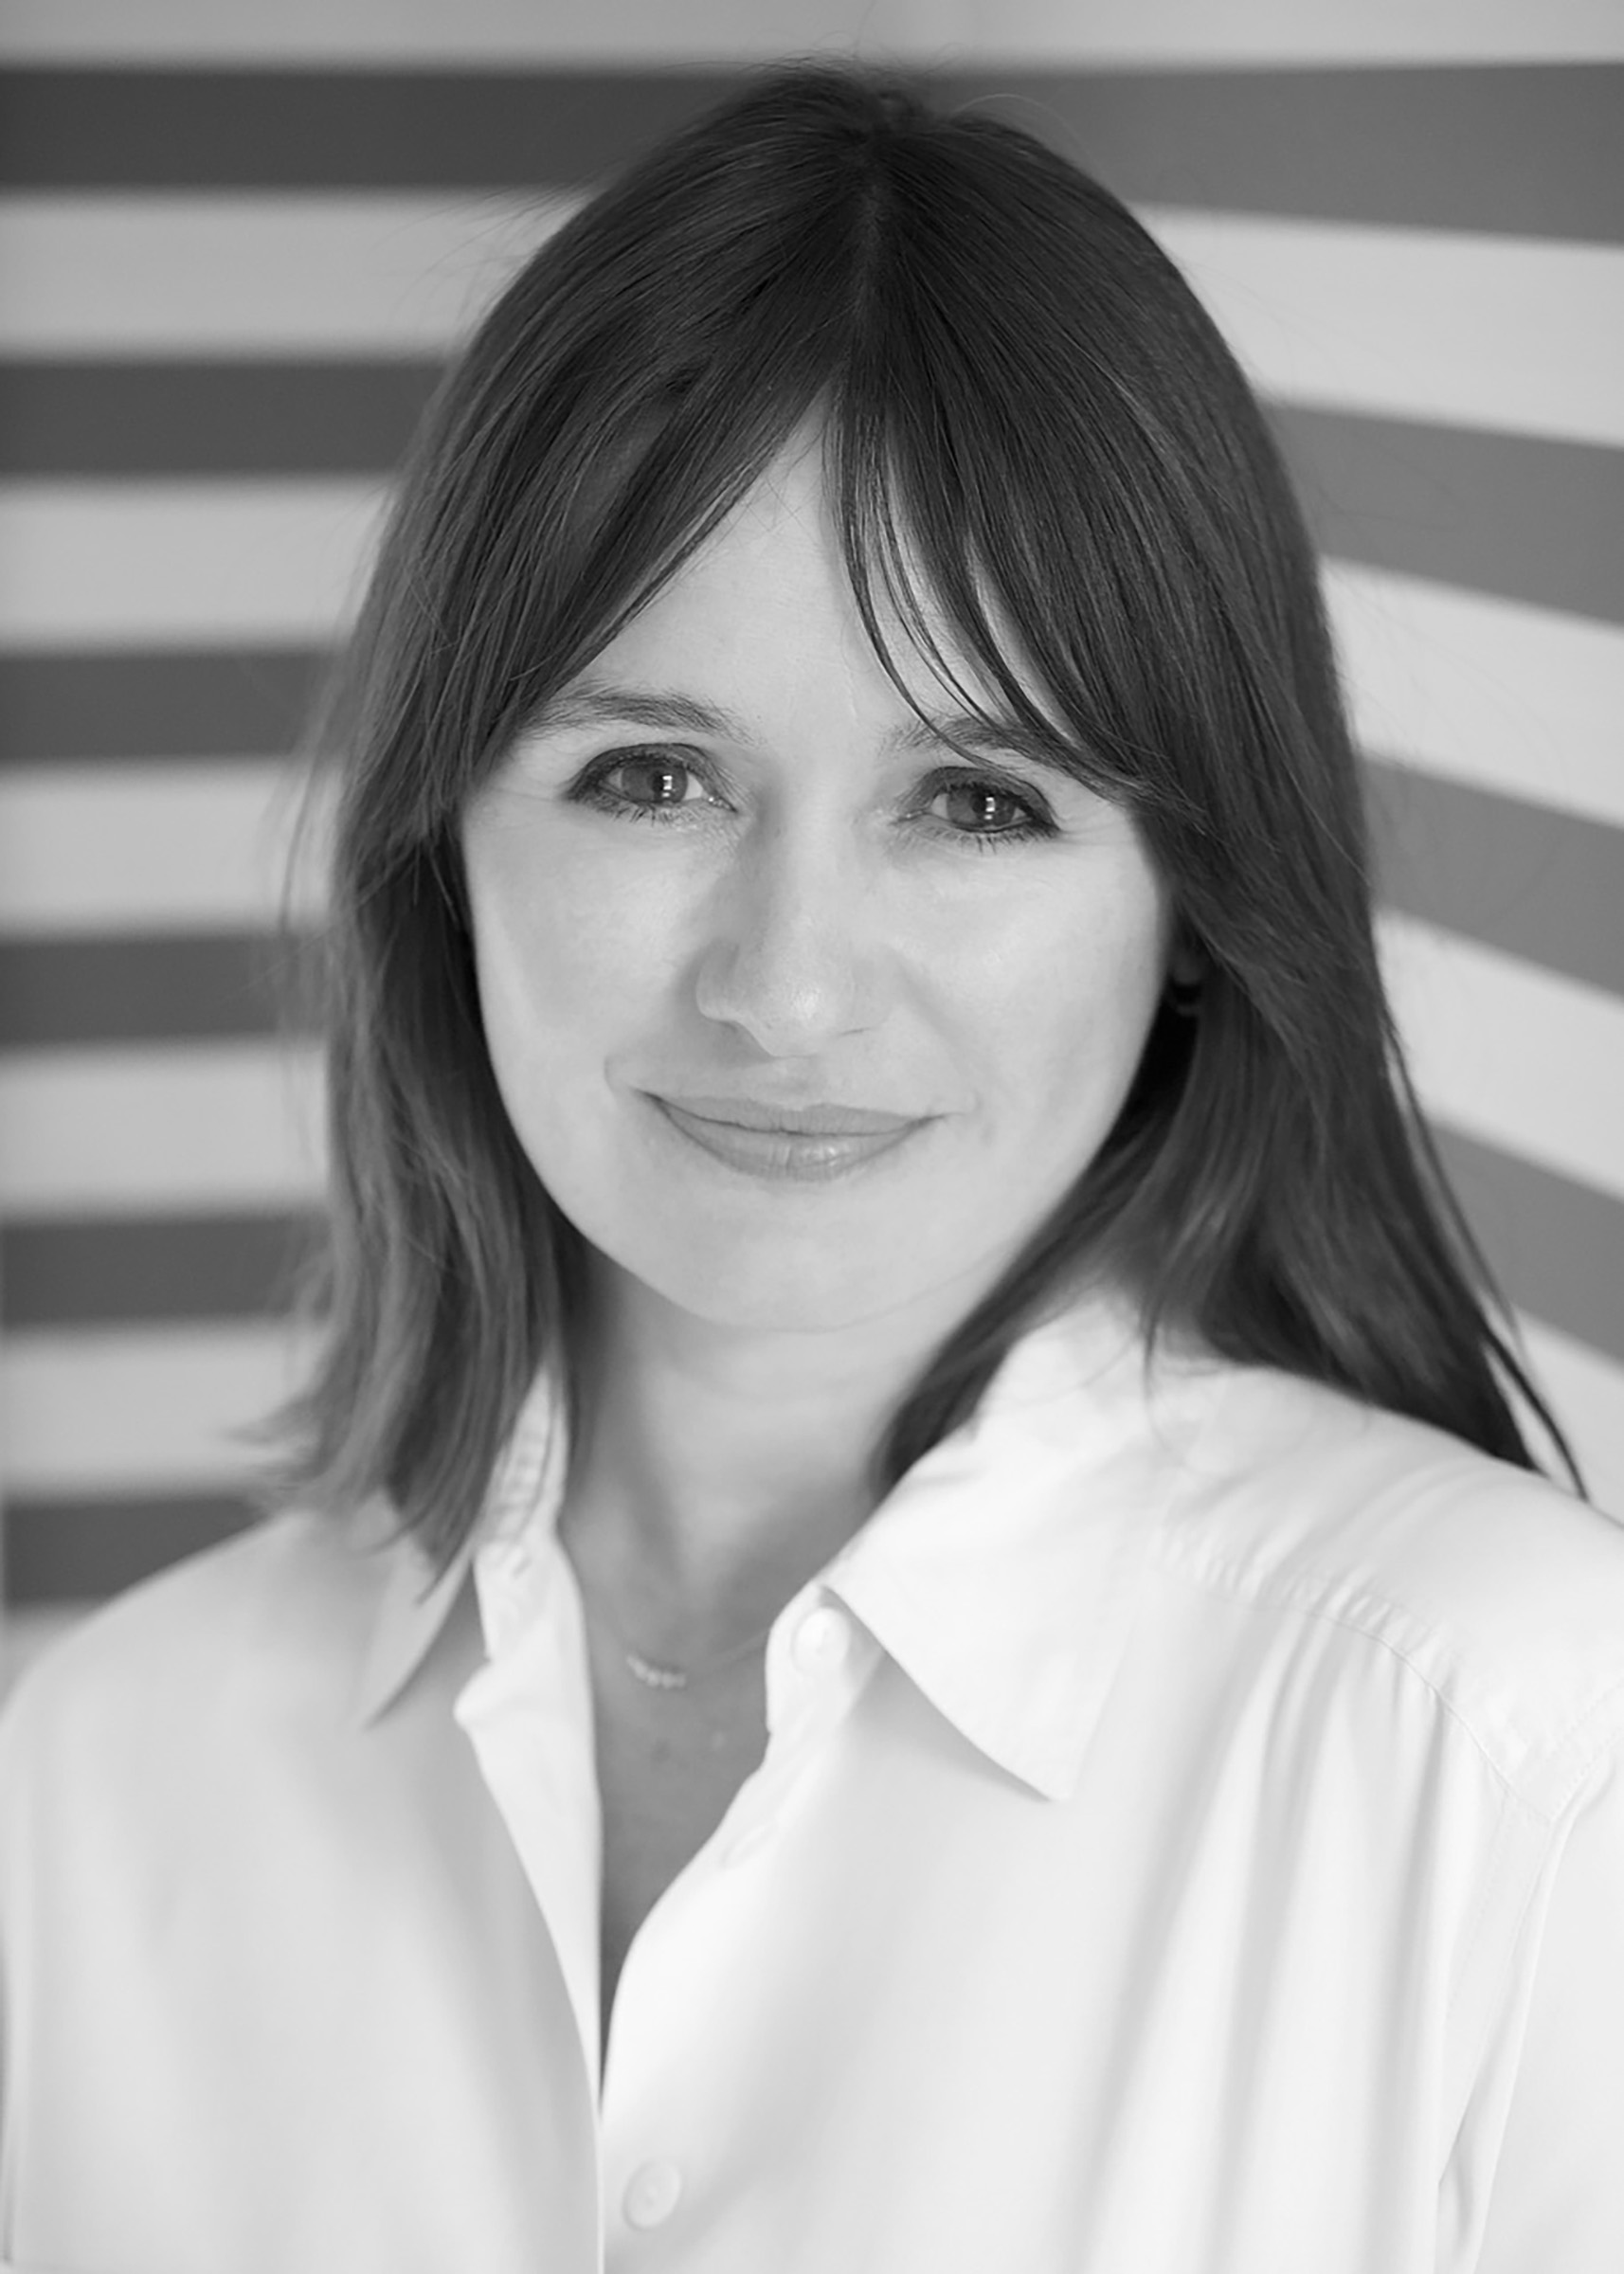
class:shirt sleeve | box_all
[1471,1740,1624,2272]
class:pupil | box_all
[952,785,1006,829]
[634,758,683,803]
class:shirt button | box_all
[792,1604,851,1672]
[623,2159,684,2229]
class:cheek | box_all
[945,867,1169,1110]
[465,823,680,1072]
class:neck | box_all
[557,1263,965,1645]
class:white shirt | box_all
[5,1298,1624,2272]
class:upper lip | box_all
[656,1094,922,1136]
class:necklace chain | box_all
[581,1594,777,1693]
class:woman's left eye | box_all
[921,775,1055,847]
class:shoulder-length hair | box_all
[277,62,1577,1567]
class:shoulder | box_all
[1150,1361,1624,1813]
[0,1507,401,1797]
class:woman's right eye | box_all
[570,750,717,821]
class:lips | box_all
[653,1094,920,1137]
[649,1095,926,1182]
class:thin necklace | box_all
[580,1594,777,1693]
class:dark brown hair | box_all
[277,62,1577,1566]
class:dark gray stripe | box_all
[1,1212,323,1329]
[0,64,1617,243]
[8,371,1616,632]
[3,1494,260,1605]
[0,649,328,762]
[0,64,736,190]
[0,932,319,1047]
[1368,760,1624,997]
[1435,1128,1624,1366]
[1279,408,1624,630]
[0,361,439,479]
[951,64,1624,244]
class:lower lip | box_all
[652,1099,923,1182]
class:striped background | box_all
[2,0,1621,1685]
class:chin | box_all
[605,1225,948,1337]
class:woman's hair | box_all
[276,61,1578,1566]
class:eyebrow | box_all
[529,681,1089,785]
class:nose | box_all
[692,817,887,1055]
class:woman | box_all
[2,63,1621,2273]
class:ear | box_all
[1166,936,1205,990]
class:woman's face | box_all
[461,437,1171,1337]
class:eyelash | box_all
[567,749,1058,852]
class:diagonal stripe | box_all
[1437,1131,1624,1366]
[0,1318,316,1495]
[1327,565,1624,832]
[0,932,317,1048]
[0,478,387,649]
[0,1040,325,1216]
[0,761,323,932]
[3,1494,260,1607]
[0,191,566,356]
[1275,407,1624,629]
[0,1211,323,1329]
[1379,912,1624,1204]
[0,648,327,761]
[1368,762,1624,997]
[0,360,440,478]
[1144,209,1624,450]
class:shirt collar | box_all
[352,1365,569,1726]
[823,1293,1220,1798]
[355,1291,1222,1781]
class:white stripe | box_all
[0,1320,317,1496]
[0,1042,325,1217]
[0,479,386,649]
[2,0,1621,63]
[0,0,908,64]
[7,200,1619,443]
[1142,210,1624,452]
[1325,563,1624,832]
[0,193,569,356]
[0,762,328,933]
[1379,911,1624,1205]
[1515,1314,1624,1526]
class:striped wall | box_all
[3,2,1621,1683]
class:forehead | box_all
[550,433,1038,743]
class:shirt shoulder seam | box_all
[1144,1525,1624,1825]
